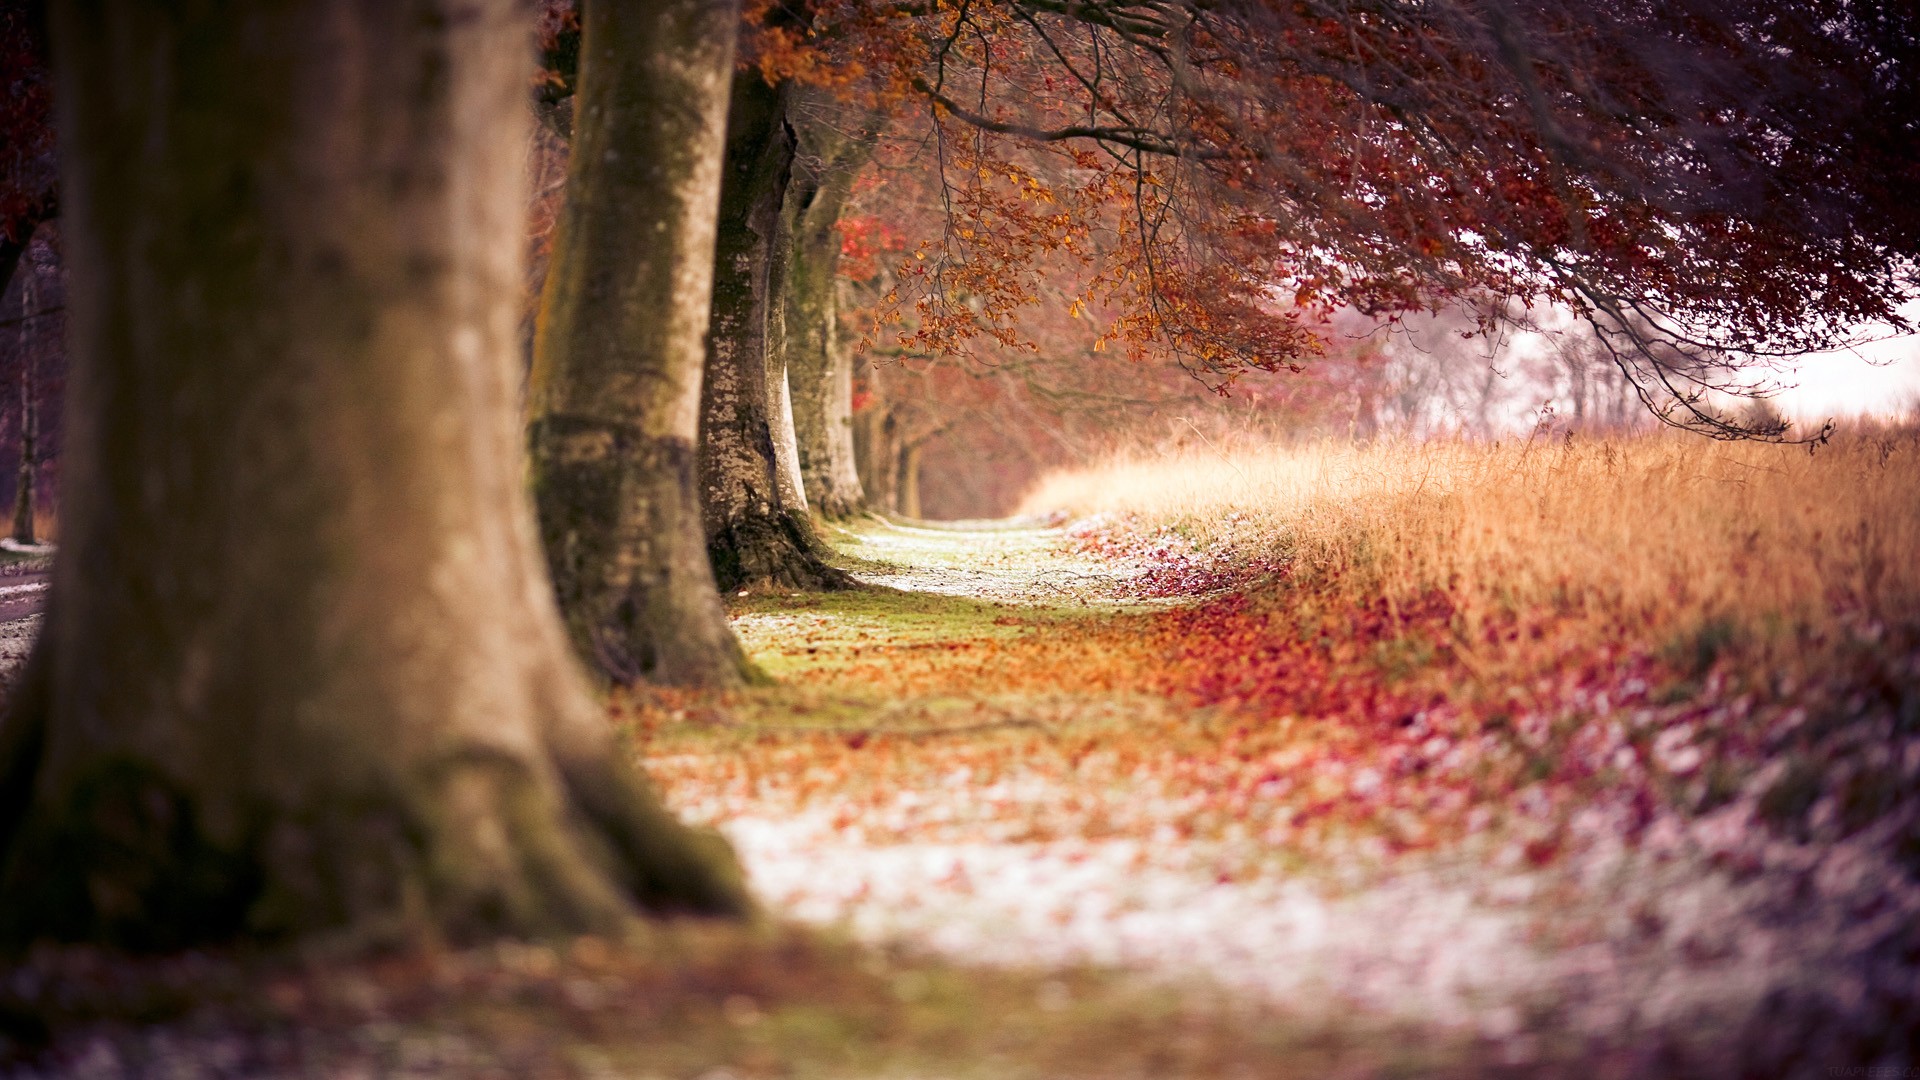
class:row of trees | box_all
[854,306,1668,520]
[0,0,1911,951]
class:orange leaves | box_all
[641,536,1486,862]
[741,0,903,94]
[879,130,1111,357]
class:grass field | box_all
[1023,425,1920,680]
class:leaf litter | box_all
[640,511,1919,1074]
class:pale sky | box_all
[1351,301,1920,435]
[1495,300,1920,428]
[1772,326,1920,422]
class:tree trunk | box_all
[700,75,847,592]
[852,375,898,513]
[778,94,872,520]
[10,270,34,545]
[761,261,809,516]
[527,0,754,688]
[0,0,748,951]
[760,152,806,518]
[896,442,924,520]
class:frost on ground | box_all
[726,810,1552,1030]
[663,519,1919,1072]
[0,613,39,676]
[0,557,51,682]
[827,519,1156,607]
[708,793,1918,1063]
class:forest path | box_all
[3,520,1893,1077]
[0,557,50,679]
[821,517,1146,606]
[638,515,1900,1070]
[644,517,1588,1046]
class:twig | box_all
[1177,416,1249,481]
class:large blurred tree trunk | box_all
[700,75,846,592]
[0,0,747,950]
[527,0,753,687]
[778,92,872,520]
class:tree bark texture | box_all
[777,93,872,520]
[528,0,753,688]
[0,0,749,951]
[700,75,846,592]
[761,258,809,517]
[10,270,34,545]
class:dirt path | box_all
[633,517,1918,1071]
[821,518,1149,605]
[0,564,49,678]
[694,521,1572,1032]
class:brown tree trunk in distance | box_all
[700,74,848,592]
[0,0,748,951]
[528,0,754,687]
[779,93,873,520]
[10,271,34,545]
[896,442,924,520]
[852,375,899,514]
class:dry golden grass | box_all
[1022,425,1920,672]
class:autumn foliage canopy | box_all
[745,0,1917,434]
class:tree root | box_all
[709,509,854,593]
[0,652,751,952]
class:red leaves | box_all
[836,215,907,282]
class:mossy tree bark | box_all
[528,0,754,688]
[778,92,874,520]
[700,75,847,592]
[0,0,749,951]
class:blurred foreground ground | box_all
[0,555,49,675]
